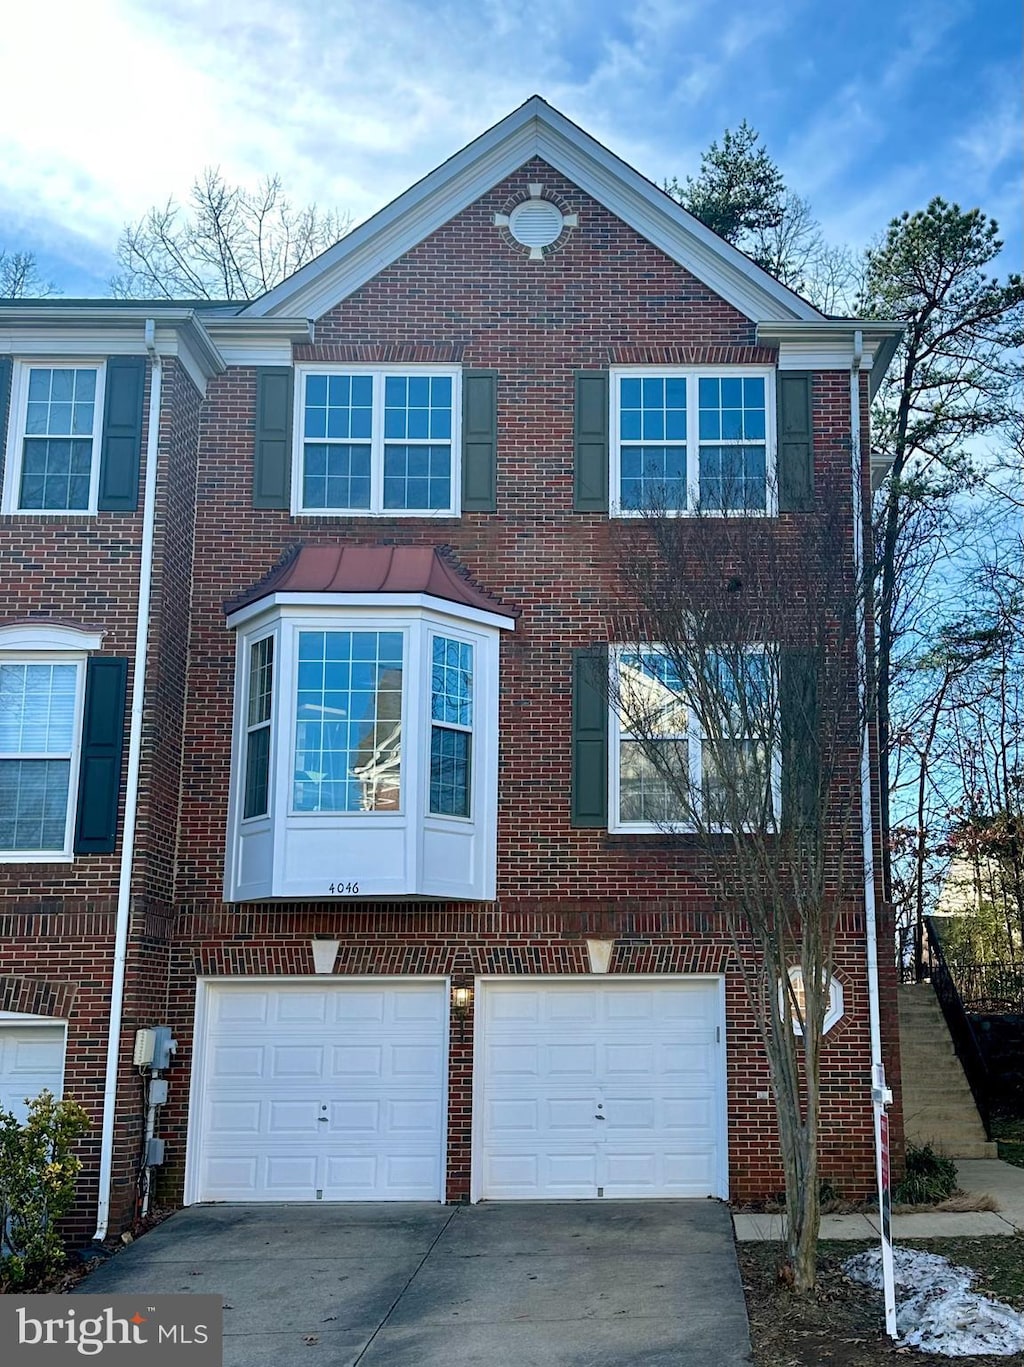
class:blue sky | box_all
[1,0,1020,298]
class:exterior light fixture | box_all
[451,984,472,1041]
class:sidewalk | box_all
[733,1157,1024,1242]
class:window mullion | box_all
[371,372,385,514]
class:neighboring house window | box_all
[3,364,105,513]
[610,646,778,832]
[294,368,459,515]
[0,661,81,854]
[611,368,772,515]
[0,625,110,860]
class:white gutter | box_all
[94,320,162,1242]
[851,330,897,1336]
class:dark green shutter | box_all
[777,371,813,512]
[780,650,819,832]
[574,370,609,512]
[571,646,609,827]
[462,369,498,512]
[74,657,129,855]
[0,357,12,450]
[97,356,146,512]
[254,367,294,509]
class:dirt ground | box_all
[739,1238,1024,1367]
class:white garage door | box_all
[192,982,447,1202]
[0,1021,65,1120]
[477,979,725,1200]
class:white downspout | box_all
[851,330,897,1337]
[93,321,162,1242]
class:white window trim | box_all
[608,643,782,835]
[291,364,462,518]
[2,359,107,517]
[0,634,95,858]
[608,365,776,519]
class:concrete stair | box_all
[898,983,998,1159]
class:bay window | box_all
[226,595,510,903]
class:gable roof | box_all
[243,96,824,326]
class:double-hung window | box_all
[3,364,105,513]
[611,368,772,515]
[611,646,779,833]
[295,367,460,516]
[430,635,473,818]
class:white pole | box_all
[850,331,897,1338]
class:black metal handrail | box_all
[952,962,1024,1015]
[924,917,991,1135]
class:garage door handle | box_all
[594,1114,605,1121]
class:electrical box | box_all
[149,1078,169,1106]
[151,1026,178,1070]
[145,1138,165,1167]
[133,1029,156,1067]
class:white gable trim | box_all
[244,97,822,326]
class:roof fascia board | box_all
[757,320,905,397]
[203,317,313,367]
[226,591,517,633]
[246,99,821,325]
[0,308,225,392]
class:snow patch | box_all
[843,1247,1024,1357]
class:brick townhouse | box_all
[0,97,904,1241]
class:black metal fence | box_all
[923,917,992,1135]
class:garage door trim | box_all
[470,975,728,1202]
[184,977,450,1206]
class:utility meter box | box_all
[151,1026,178,1070]
[133,1029,156,1067]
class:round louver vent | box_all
[508,199,564,249]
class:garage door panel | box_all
[213,992,269,1025]
[477,981,725,1201]
[271,1045,324,1078]
[210,1044,265,1078]
[276,992,329,1023]
[195,983,446,1202]
[0,1024,66,1121]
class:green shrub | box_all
[893,1141,958,1205]
[0,1090,90,1290]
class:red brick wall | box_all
[164,159,888,1204]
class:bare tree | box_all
[609,487,869,1291]
[111,169,351,301]
[0,249,57,299]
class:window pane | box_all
[23,368,96,440]
[431,637,473,726]
[19,439,94,510]
[293,631,403,813]
[699,445,767,510]
[243,726,271,820]
[0,759,71,851]
[302,443,371,509]
[0,663,77,752]
[618,650,687,737]
[619,445,686,511]
[430,727,470,816]
[618,740,690,824]
[702,739,771,826]
[247,637,274,727]
[383,444,451,510]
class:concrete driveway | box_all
[76,1201,753,1366]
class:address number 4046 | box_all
[328,882,360,895]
